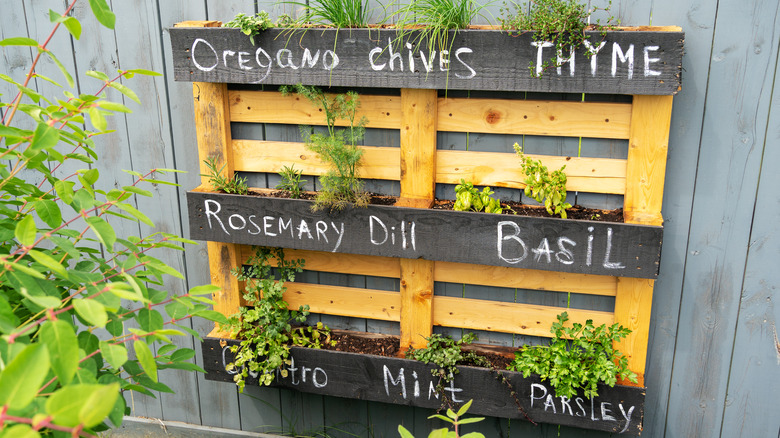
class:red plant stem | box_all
[0,411,97,438]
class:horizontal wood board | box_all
[187,190,663,278]
[203,337,645,434]
[170,27,683,94]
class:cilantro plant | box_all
[514,142,572,218]
[453,179,503,214]
[281,84,369,211]
[0,1,225,435]
[223,247,333,391]
[508,312,637,399]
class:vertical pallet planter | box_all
[170,22,682,434]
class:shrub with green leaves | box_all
[508,312,637,399]
[514,142,572,218]
[223,247,333,391]
[281,84,369,211]
[499,0,617,76]
[407,333,490,382]
[0,1,225,435]
[453,179,503,214]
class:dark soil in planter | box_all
[255,189,624,222]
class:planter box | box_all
[202,336,645,434]
[169,27,683,95]
[187,190,663,278]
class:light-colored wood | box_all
[174,20,221,27]
[434,261,618,296]
[400,258,435,349]
[232,140,400,180]
[436,150,627,194]
[438,98,632,139]
[432,296,614,338]
[613,277,654,386]
[206,241,243,321]
[624,95,674,225]
[228,90,401,130]
[284,283,401,321]
[398,88,438,207]
[241,247,402,279]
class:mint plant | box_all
[223,247,334,391]
[281,84,369,211]
[514,142,572,218]
[0,1,225,435]
[453,179,503,214]
[508,312,637,399]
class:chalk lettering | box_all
[530,383,546,408]
[312,367,327,388]
[388,39,403,71]
[454,48,476,79]
[560,396,573,415]
[612,43,635,80]
[222,50,236,68]
[316,220,328,243]
[383,365,407,399]
[297,219,313,240]
[237,51,253,70]
[406,43,415,72]
[370,215,388,245]
[583,40,606,76]
[644,45,661,76]
[228,214,246,230]
[443,376,464,403]
[222,346,237,375]
[369,47,386,71]
[532,41,554,76]
[619,404,635,433]
[322,50,339,70]
[498,221,528,264]
[263,216,277,236]
[586,226,594,266]
[279,217,293,237]
[248,215,261,235]
[555,237,576,264]
[556,46,575,76]
[277,49,299,69]
[603,227,625,269]
[544,394,557,413]
[601,402,617,421]
[440,50,449,71]
[302,48,320,68]
[575,397,587,417]
[204,200,229,235]
[412,371,420,397]
[330,222,345,252]
[420,49,436,73]
[191,38,218,72]
[428,381,439,399]
[254,47,272,82]
[533,238,553,263]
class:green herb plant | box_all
[281,84,369,211]
[0,1,226,435]
[223,12,273,45]
[499,0,617,77]
[202,157,249,195]
[508,312,638,399]
[453,179,503,214]
[223,247,334,391]
[276,165,307,199]
[398,399,486,438]
[514,142,571,218]
[287,0,373,28]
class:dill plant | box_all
[281,84,369,211]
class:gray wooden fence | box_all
[2,0,778,436]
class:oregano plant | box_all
[0,1,225,436]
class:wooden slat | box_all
[228,90,401,129]
[432,296,614,338]
[284,283,400,321]
[436,150,627,194]
[438,98,632,139]
[400,258,435,349]
[240,247,616,295]
[613,277,654,386]
[434,261,618,296]
[624,95,674,225]
[397,88,438,208]
[232,140,400,180]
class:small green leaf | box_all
[122,185,152,197]
[27,249,67,278]
[43,50,75,89]
[107,81,139,104]
[87,106,108,132]
[189,284,219,296]
[114,201,153,226]
[398,425,414,438]
[45,383,119,428]
[34,200,62,228]
[54,180,75,204]
[0,37,38,46]
[29,122,59,154]
[73,299,108,327]
[134,340,158,382]
[99,341,128,369]
[40,319,79,385]
[62,16,82,39]
[0,343,50,409]
[192,309,228,324]
[1,423,41,438]
[15,215,36,246]
[85,215,116,251]
[86,70,110,81]
[98,100,132,113]
[88,0,116,29]
[136,308,164,332]
[125,69,162,76]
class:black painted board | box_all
[187,191,663,278]
[203,337,645,434]
[169,27,683,95]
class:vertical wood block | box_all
[397,88,437,208]
[624,95,674,226]
[614,277,654,386]
[400,258,435,350]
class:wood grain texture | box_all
[203,338,645,434]
[437,98,632,139]
[194,82,234,183]
[229,90,401,129]
[400,258,435,349]
[169,27,683,94]
[398,89,437,207]
[613,277,654,385]
[284,283,401,321]
[436,150,627,194]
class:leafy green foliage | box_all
[223,247,334,391]
[514,142,571,218]
[287,0,373,28]
[453,179,503,214]
[398,399,486,438]
[201,157,249,195]
[222,12,273,45]
[0,1,223,434]
[281,84,369,211]
[508,312,637,399]
[499,0,616,76]
[276,165,307,199]
[407,333,490,390]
